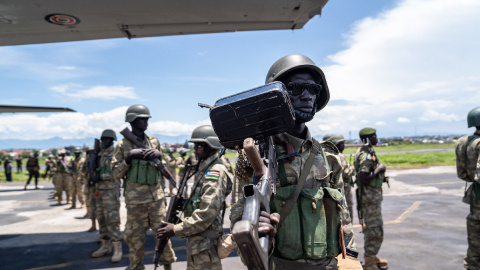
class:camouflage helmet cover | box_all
[189,125,222,150]
[101,129,117,141]
[467,106,480,128]
[73,146,82,153]
[265,54,330,112]
[125,104,152,123]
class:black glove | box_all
[143,149,162,161]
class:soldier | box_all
[324,134,356,219]
[91,129,123,263]
[43,154,54,180]
[112,104,176,270]
[82,146,98,229]
[230,54,360,270]
[354,127,388,270]
[16,156,22,173]
[176,148,189,181]
[158,125,230,270]
[455,106,480,270]
[70,147,85,209]
[165,148,177,196]
[52,149,73,205]
[25,152,40,190]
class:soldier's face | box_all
[101,137,114,148]
[194,143,205,158]
[285,72,317,114]
[131,117,149,132]
[337,141,345,153]
[369,134,378,146]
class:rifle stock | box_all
[153,165,194,269]
[232,137,276,270]
[120,127,177,188]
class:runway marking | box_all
[353,201,422,228]
[27,245,187,270]
[415,181,462,186]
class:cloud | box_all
[397,117,411,123]
[0,106,208,140]
[56,66,76,70]
[50,83,140,100]
[310,0,480,137]
[376,121,386,126]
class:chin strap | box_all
[294,103,317,123]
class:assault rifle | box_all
[120,127,177,188]
[88,139,101,186]
[153,164,195,269]
[208,82,295,270]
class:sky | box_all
[1,0,480,148]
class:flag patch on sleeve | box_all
[205,170,220,180]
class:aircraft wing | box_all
[0,0,328,46]
[0,105,75,113]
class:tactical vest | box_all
[126,140,160,185]
[271,141,343,260]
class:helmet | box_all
[73,147,82,153]
[125,104,151,123]
[467,106,480,128]
[189,125,222,150]
[179,148,190,156]
[101,129,117,141]
[265,54,330,113]
[359,127,376,139]
[323,134,345,146]
[84,146,94,152]
[167,147,175,154]
[58,149,67,155]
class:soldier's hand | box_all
[143,149,162,161]
[157,221,175,239]
[375,163,386,174]
[125,149,144,164]
[258,211,280,239]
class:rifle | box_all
[88,139,101,186]
[208,82,295,270]
[371,150,390,188]
[120,127,177,189]
[153,164,195,269]
[355,187,364,233]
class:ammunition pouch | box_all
[271,185,343,260]
[368,172,384,188]
[126,159,160,185]
[97,164,112,180]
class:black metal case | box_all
[210,82,295,149]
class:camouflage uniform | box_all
[455,131,480,270]
[339,153,355,220]
[176,155,187,181]
[230,130,356,269]
[96,144,121,241]
[71,156,85,207]
[112,134,176,270]
[165,154,177,195]
[52,156,73,204]
[354,145,384,258]
[173,154,229,270]
[82,157,96,218]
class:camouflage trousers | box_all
[124,200,176,270]
[70,177,85,205]
[186,245,221,270]
[84,184,96,218]
[362,188,383,257]
[344,182,354,220]
[96,188,121,241]
[464,206,480,269]
[53,172,71,203]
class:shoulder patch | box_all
[205,170,220,180]
[365,153,372,160]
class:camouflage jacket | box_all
[165,154,177,178]
[52,156,74,174]
[176,156,186,180]
[354,145,383,202]
[72,157,85,178]
[230,129,356,262]
[112,134,165,205]
[455,131,480,182]
[97,144,120,190]
[173,154,229,255]
[339,153,355,185]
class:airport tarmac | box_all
[0,165,469,270]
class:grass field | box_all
[342,142,455,154]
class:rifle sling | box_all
[183,157,220,211]
[279,140,320,226]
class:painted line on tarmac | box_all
[415,181,462,186]
[353,201,422,228]
[27,245,187,270]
